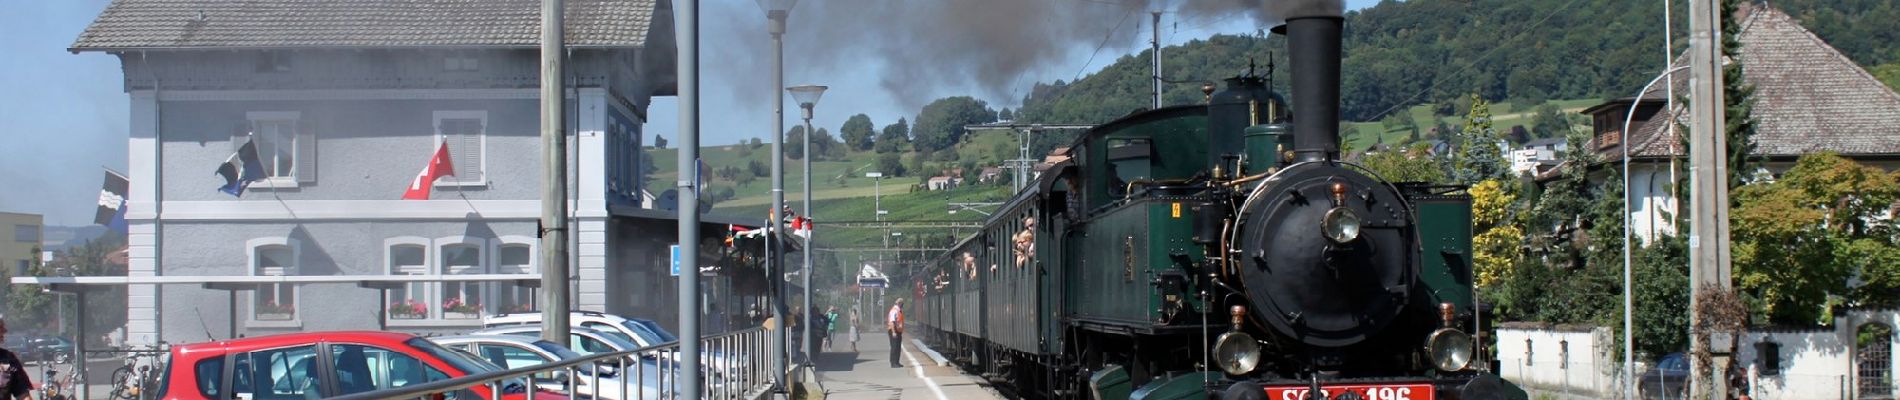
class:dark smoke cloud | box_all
[704,0,1343,110]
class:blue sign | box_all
[670,244,681,277]
[859,278,886,288]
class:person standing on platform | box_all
[848,307,861,352]
[0,316,34,400]
[886,298,906,368]
[824,307,839,350]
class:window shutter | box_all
[296,119,317,184]
[459,121,484,183]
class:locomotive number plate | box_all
[1264,383,1434,400]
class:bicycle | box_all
[37,362,77,400]
[110,342,168,400]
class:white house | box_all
[1585,5,1900,242]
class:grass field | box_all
[1343,98,1599,149]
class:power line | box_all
[1075,8,1137,83]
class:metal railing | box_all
[332,327,777,400]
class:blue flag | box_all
[96,169,129,233]
[215,136,268,197]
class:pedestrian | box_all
[848,307,860,352]
[0,316,34,400]
[887,298,905,368]
[825,307,839,350]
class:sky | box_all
[0,0,1373,227]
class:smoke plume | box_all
[704,0,1344,109]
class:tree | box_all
[876,118,911,154]
[1469,179,1524,309]
[1634,234,1691,358]
[653,135,668,149]
[998,107,1014,121]
[1452,95,1509,184]
[1719,0,1761,191]
[1874,62,1900,91]
[1732,152,1900,324]
[785,126,807,160]
[876,153,907,177]
[1360,143,1444,183]
[747,159,769,178]
[748,137,765,149]
[1530,104,1571,139]
[910,97,996,152]
[812,127,844,160]
[840,114,876,152]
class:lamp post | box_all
[866,171,886,311]
[755,0,796,395]
[1622,64,1690,400]
[788,84,827,366]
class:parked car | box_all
[473,326,742,393]
[430,334,668,400]
[154,331,565,400]
[485,311,673,348]
[26,336,75,364]
[1640,352,1690,400]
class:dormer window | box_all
[255,51,291,73]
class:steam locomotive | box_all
[911,12,1524,400]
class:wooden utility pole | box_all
[1686,0,1734,397]
[539,0,572,347]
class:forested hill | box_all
[1014,0,1900,126]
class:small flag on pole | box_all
[96,169,129,233]
[402,141,456,200]
[214,135,268,197]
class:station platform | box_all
[805,331,1005,400]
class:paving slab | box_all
[810,331,1006,400]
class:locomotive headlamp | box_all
[1426,328,1476,372]
[1321,206,1362,243]
[1214,305,1261,375]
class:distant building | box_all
[0,212,41,278]
[1586,4,1900,241]
[926,176,961,191]
[63,0,773,345]
[1511,138,1566,176]
[978,167,1003,183]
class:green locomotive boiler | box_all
[914,7,1524,400]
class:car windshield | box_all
[408,337,503,374]
[633,320,678,343]
[620,321,668,345]
[1658,354,1688,372]
[530,341,587,360]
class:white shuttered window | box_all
[434,111,487,185]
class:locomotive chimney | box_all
[1285,16,1343,163]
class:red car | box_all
[154,331,565,400]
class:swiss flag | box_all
[402,142,456,200]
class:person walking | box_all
[886,298,905,368]
[824,307,839,350]
[848,307,860,352]
[0,316,35,400]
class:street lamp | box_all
[787,84,826,366]
[755,0,796,393]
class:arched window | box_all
[440,242,484,319]
[248,238,299,322]
[386,238,430,320]
[494,238,536,314]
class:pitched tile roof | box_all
[1616,5,1900,159]
[71,0,659,51]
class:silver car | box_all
[430,334,668,400]
[471,326,746,393]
